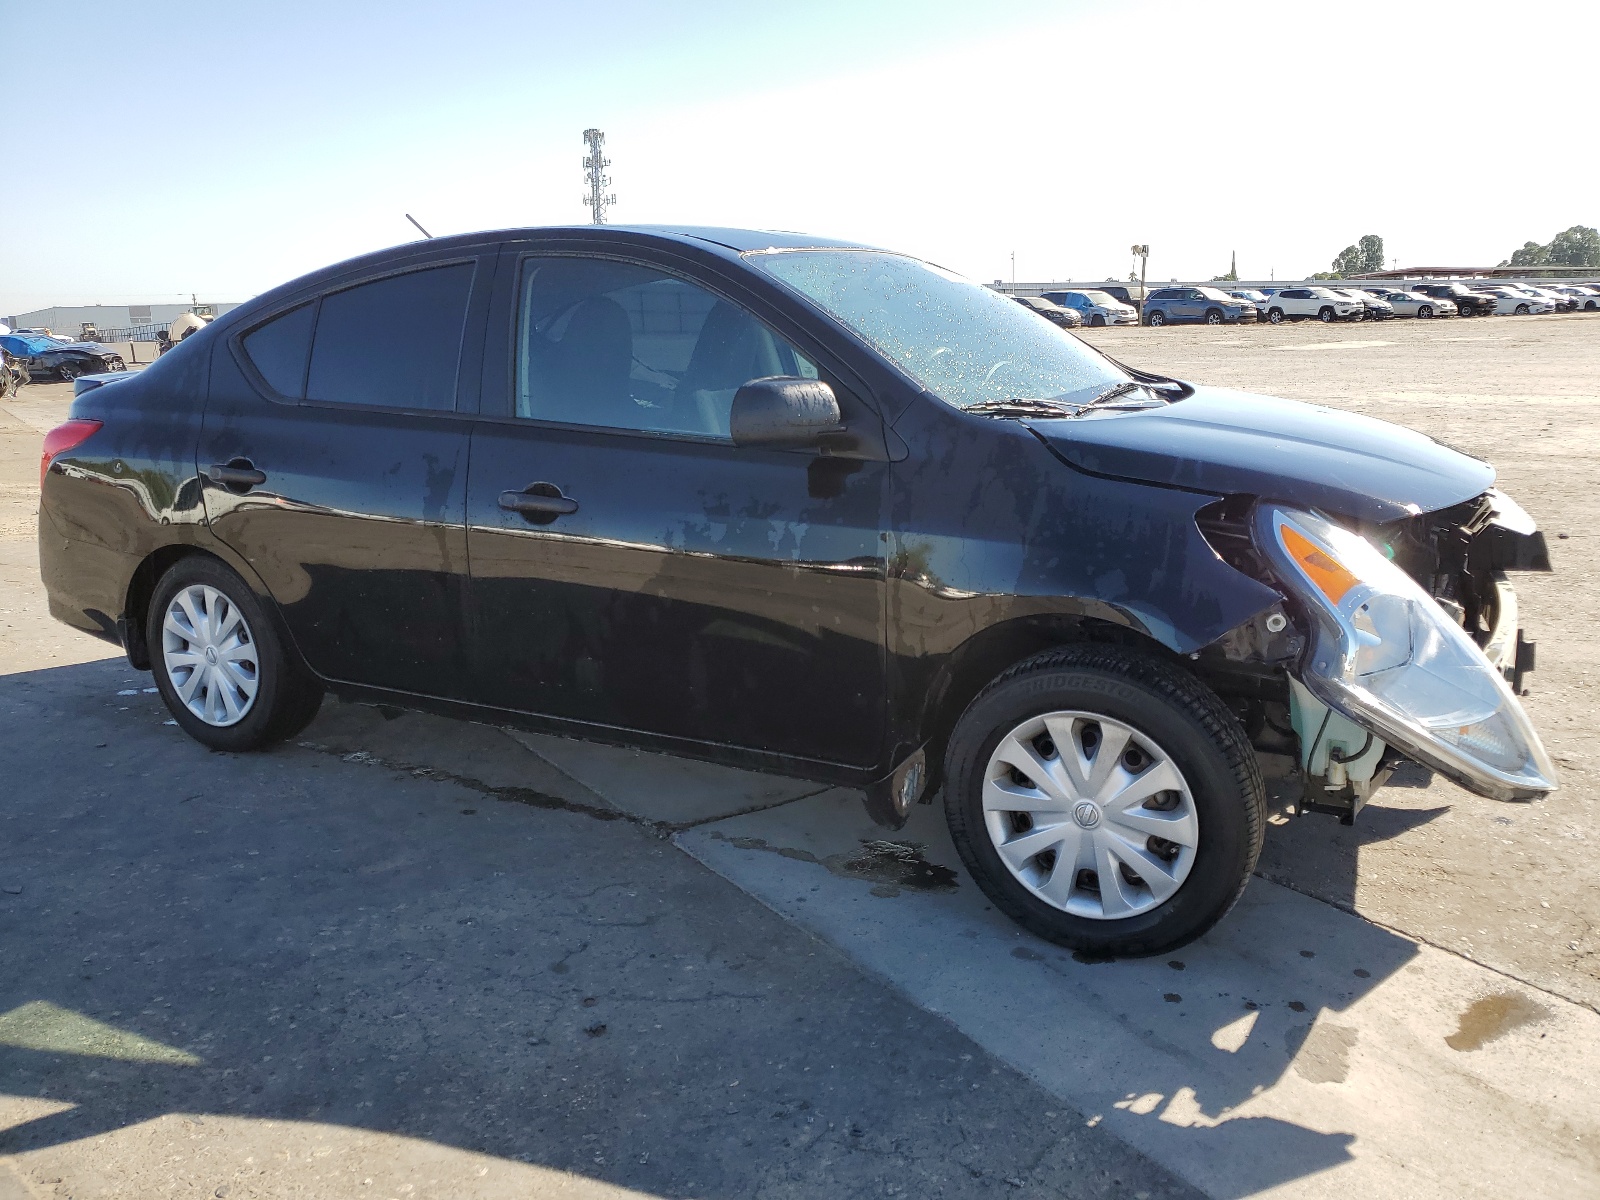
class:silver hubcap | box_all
[161,584,260,726]
[982,711,1198,920]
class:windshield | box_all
[1308,287,1340,299]
[1077,290,1117,306]
[1196,287,1235,302]
[748,250,1126,410]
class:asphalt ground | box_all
[2,310,1598,1198]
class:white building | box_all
[2,302,241,339]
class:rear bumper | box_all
[38,508,139,648]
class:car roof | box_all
[217,225,886,331]
[394,224,875,256]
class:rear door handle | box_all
[498,483,578,520]
[207,460,267,489]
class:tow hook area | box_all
[1288,677,1404,824]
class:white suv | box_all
[1261,286,1362,324]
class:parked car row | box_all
[1003,279,1600,332]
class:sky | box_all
[2,0,1597,313]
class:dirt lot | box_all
[1081,314,1600,1010]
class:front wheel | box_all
[1204,309,1224,325]
[1418,304,1433,318]
[1091,314,1106,327]
[1515,303,1529,315]
[944,645,1264,956]
[148,555,323,752]
[56,361,81,381]
[1318,307,1334,322]
[1267,308,1284,324]
[1147,310,1166,327]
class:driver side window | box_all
[515,257,818,439]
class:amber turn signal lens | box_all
[1280,523,1359,605]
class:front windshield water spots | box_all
[747,250,1126,410]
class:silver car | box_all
[1371,289,1456,318]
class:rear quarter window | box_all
[240,303,315,398]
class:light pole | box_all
[1130,245,1149,317]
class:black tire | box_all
[147,555,323,752]
[1418,304,1433,318]
[1267,308,1284,324]
[57,361,81,381]
[1091,314,1106,327]
[1317,307,1334,322]
[1204,309,1224,325]
[944,645,1264,957]
[1147,310,1166,327]
[1515,303,1529,315]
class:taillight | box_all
[40,419,103,488]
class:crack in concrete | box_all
[298,739,829,838]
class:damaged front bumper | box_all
[1258,500,1557,810]
[1198,488,1557,821]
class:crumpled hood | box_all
[1027,385,1495,525]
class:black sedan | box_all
[38,225,1557,955]
[0,333,125,381]
[1010,293,1082,328]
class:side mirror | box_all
[730,376,843,449]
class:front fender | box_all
[885,404,1282,760]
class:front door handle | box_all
[207,459,267,490]
[498,482,578,522]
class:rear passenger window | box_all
[241,303,314,398]
[306,263,474,411]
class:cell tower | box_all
[582,128,615,225]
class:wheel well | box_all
[122,546,219,669]
[919,616,1177,790]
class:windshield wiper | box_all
[1077,380,1162,412]
[965,397,1080,418]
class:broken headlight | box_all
[1255,505,1557,802]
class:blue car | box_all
[0,332,126,381]
[1142,286,1258,327]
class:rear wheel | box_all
[148,556,323,752]
[944,645,1264,956]
[1147,310,1166,327]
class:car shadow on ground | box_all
[1255,763,1452,914]
[0,658,1209,1198]
[1,658,1423,1199]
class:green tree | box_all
[1505,241,1549,267]
[1499,226,1600,268]
[1329,244,1362,278]
[1357,234,1385,274]
[1547,225,1600,266]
